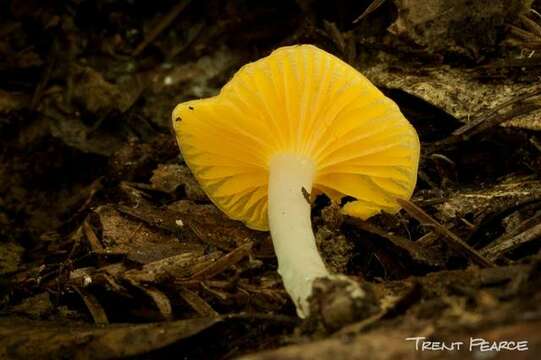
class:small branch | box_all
[345,217,442,267]
[191,242,253,280]
[483,222,541,260]
[72,286,109,325]
[352,0,387,23]
[83,219,105,252]
[452,89,541,137]
[179,287,220,317]
[396,199,494,268]
[427,89,541,150]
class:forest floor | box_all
[1,0,541,359]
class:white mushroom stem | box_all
[268,153,330,318]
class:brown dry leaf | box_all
[152,45,239,97]
[107,134,179,182]
[433,177,541,223]
[0,316,220,360]
[241,323,425,360]
[94,205,201,264]
[122,252,198,283]
[389,0,530,59]
[123,252,209,284]
[365,59,541,131]
[241,320,541,359]
[40,91,125,156]
[71,65,132,115]
[38,65,146,156]
[168,200,266,251]
[150,163,206,201]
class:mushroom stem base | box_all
[268,153,329,318]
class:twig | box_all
[396,199,494,268]
[466,194,541,244]
[72,286,109,325]
[452,88,541,137]
[352,0,387,23]
[428,89,541,150]
[482,211,541,251]
[345,217,442,267]
[179,287,220,317]
[509,24,540,42]
[191,242,253,280]
[83,219,104,252]
[520,14,541,37]
[132,0,192,56]
[483,222,541,260]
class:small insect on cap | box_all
[172,44,420,231]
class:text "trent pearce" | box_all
[405,337,529,352]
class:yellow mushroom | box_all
[172,44,420,318]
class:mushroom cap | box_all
[172,44,420,231]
